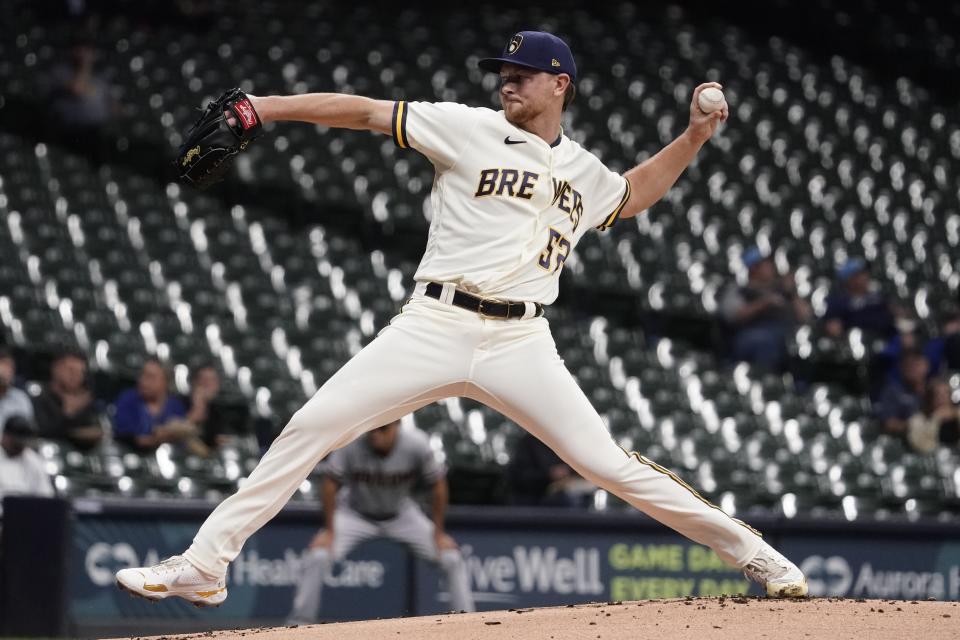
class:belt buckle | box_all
[477,298,499,320]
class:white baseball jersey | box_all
[181,94,766,588]
[391,101,631,304]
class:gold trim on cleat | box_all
[117,579,161,602]
[195,588,226,598]
[143,584,168,593]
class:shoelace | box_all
[152,556,190,575]
[744,549,791,580]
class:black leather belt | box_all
[424,282,544,319]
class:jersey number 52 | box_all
[538,228,571,273]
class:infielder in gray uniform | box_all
[288,419,475,623]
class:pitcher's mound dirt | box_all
[138,597,960,640]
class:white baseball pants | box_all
[288,503,475,623]
[184,293,763,577]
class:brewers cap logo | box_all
[507,33,523,55]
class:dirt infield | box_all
[133,597,960,640]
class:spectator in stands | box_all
[48,42,116,161]
[924,310,960,375]
[113,358,198,452]
[874,311,959,388]
[184,364,243,452]
[33,348,103,451]
[509,432,593,507]
[720,247,811,373]
[874,350,929,438]
[0,415,54,516]
[0,348,34,437]
[824,258,899,340]
[907,379,960,453]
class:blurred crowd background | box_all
[1,0,960,522]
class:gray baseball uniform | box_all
[328,425,444,519]
[288,427,475,623]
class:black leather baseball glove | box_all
[176,88,263,189]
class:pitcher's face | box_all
[499,63,566,125]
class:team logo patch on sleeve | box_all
[507,34,523,54]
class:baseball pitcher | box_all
[117,30,807,607]
[287,419,474,623]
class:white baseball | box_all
[697,87,725,114]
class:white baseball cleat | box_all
[742,542,808,598]
[115,555,228,607]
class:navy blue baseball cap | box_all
[479,31,577,81]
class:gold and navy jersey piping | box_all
[619,445,763,538]
[597,177,631,230]
[392,100,410,148]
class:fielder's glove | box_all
[176,88,263,189]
